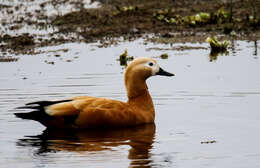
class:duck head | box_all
[125,57,174,99]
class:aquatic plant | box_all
[153,9,177,25]
[215,7,230,23]
[154,7,231,26]
[113,5,138,16]
[183,12,211,26]
[119,49,134,66]
[206,36,229,52]
[195,12,211,24]
[249,15,259,27]
[206,36,229,62]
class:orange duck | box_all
[15,57,174,129]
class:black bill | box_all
[156,67,174,76]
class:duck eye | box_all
[149,62,154,66]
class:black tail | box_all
[15,111,48,120]
[14,100,71,122]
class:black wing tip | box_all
[25,100,71,106]
[25,101,50,106]
[14,112,32,119]
[15,99,72,121]
[16,106,40,110]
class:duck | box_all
[15,57,174,129]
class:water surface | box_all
[0,39,260,168]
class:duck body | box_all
[15,57,174,129]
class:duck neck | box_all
[126,77,148,99]
[125,77,155,115]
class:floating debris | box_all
[160,53,168,59]
[44,60,55,65]
[201,140,217,144]
[118,49,134,66]
[206,36,229,52]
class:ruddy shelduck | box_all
[15,57,174,129]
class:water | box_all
[0,39,260,168]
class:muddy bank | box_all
[0,0,259,53]
[55,0,260,40]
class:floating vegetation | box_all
[206,36,229,62]
[118,49,134,66]
[160,53,168,59]
[206,36,229,52]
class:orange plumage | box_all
[15,57,174,129]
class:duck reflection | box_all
[17,124,155,167]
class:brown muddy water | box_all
[1,39,260,168]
